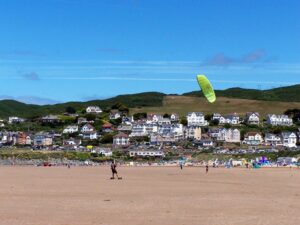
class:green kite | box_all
[196,75,216,103]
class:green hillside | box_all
[0,85,299,118]
[0,92,166,118]
[183,84,300,102]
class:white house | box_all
[8,117,25,124]
[281,132,297,148]
[122,116,134,125]
[267,114,293,126]
[171,124,184,136]
[81,124,95,133]
[212,113,222,121]
[185,126,202,140]
[170,113,179,122]
[225,113,240,125]
[213,113,239,125]
[77,117,88,124]
[63,125,79,134]
[117,124,132,132]
[218,128,241,143]
[245,112,260,125]
[129,150,165,157]
[113,132,130,148]
[265,133,282,146]
[243,132,263,145]
[212,113,226,124]
[157,124,184,140]
[86,106,102,114]
[41,115,60,123]
[82,131,97,140]
[109,110,121,120]
[130,123,158,137]
[147,114,163,123]
[187,112,208,126]
[80,124,97,139]
[99,148,113,157]
[194,139,214,147]
[63,138,81,146]
[157,118,171,125]
[208,128,221,139]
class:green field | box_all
[130,96,300,117]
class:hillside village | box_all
[0,103,300,158]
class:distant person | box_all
[180,162,183,170]
[206,165,209,174]
[245,163,249,169]
[67,163,71,169]
[110,161,122,179]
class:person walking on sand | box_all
[206,164,209,174]
[180,162,183,170]
[110,161,122,179]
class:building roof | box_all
[82,124,95,130]
[114,132,129,138]
[103,123,112,128]
[245,132,261,137]
[187,112,204,116]
[246,112,260,117]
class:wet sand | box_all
[0,166,300,225]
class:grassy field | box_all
[130,96,300,117]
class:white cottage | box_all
[63,125,79,134]
[187,112,208,126]
[267,114,293,126]
[86,106,102,114]
[243,132,263,145]
[245,112,260,125]
[281,132,297,148]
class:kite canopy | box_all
[196,75,216,103]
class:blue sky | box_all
[0,0,299,104]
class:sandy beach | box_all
[0,166,300,225]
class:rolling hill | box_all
[0,85,299,118]
[183,84,300,102]
[0,92,166,118]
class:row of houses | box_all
[3,111,294,127]
[0,132,54,146]
[212,112,293,126]
[0,111,299,150]
[113,127,299,149]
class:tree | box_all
[110,118,122,126]
[205,114,213,121]
[209,119,219,126]
[163,113,170,118]
[85,114,96,121]
[93,119,104,130]
[133,112,147,120]
[224,123,231,129]
[111,102,129,114]
[180,117,188,126]
[118,104,129,115]
[65,106,76,114]
[100,133,114,144]
[284,108,300,123]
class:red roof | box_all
[114,132,129,138]
[103,123,112,128]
